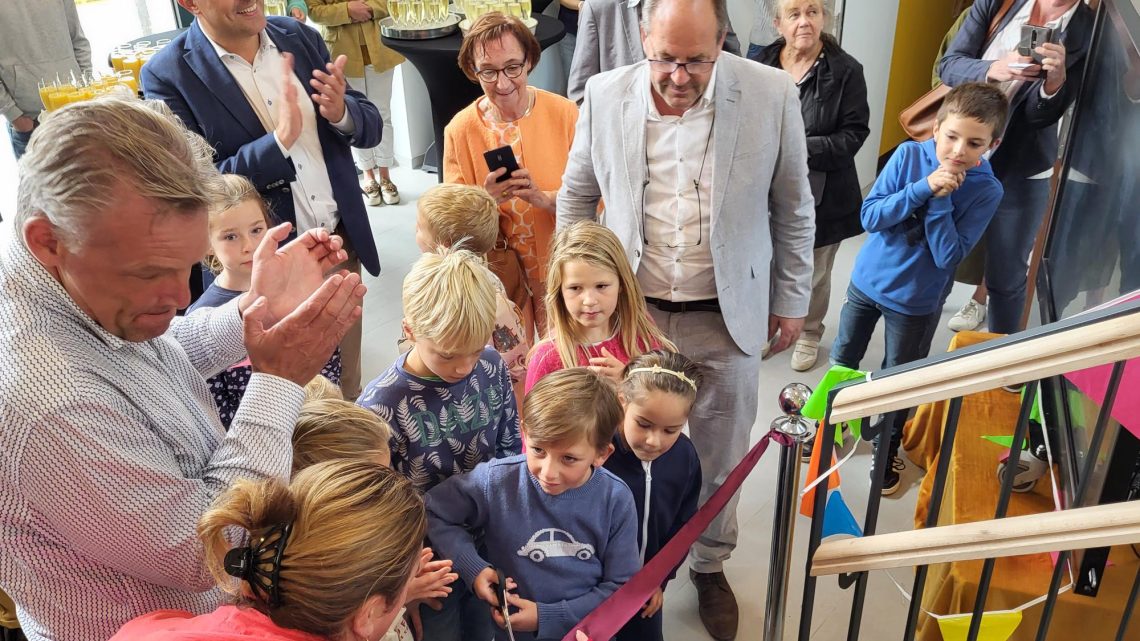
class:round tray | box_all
[459,16,536,34]
[380,14,461,39]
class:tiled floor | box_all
[0,126,971,638]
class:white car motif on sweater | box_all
[517,528,595,562]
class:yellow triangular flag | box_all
[937,611,1022,641]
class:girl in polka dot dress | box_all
[187,174,341,428]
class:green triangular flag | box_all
[981,435,1028,449]
[802,365,869,444]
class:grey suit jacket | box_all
[557,56,815,356]
[566,0,741,104]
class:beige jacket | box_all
[306,0,405,76]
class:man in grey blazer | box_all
[566,0,740,104]
[557,0,814,637]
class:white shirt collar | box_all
[1049,1,1081,33]
[644,60,718,119]
[202,28,274,62]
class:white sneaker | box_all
[362,180,383,207]
[948,299,986,332]
[790,339,819,372]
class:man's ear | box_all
[176,0,200,16]
[641,27,651,57]
[23,217,67,269]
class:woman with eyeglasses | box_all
[748,0,869,372]
[111,461,426,641]
[443,12,579,343]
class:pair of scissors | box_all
[496,568,516,641]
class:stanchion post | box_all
[765,384,813,641]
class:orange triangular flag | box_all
[800,420,841,517]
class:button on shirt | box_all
[206,30,354,233]
[0,232,304,641]
[637,63,718,302]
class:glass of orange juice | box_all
[117,70,139,94]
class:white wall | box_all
[838,0,899,187]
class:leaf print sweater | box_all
[358,348,521,493]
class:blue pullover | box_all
[426,455,640,641]
[853,139,1003,316]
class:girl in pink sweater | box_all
[525,221,675,393]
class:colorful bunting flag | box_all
[980,435,1028,449]
[799,422,841,518]
[801,365,869,443]
[936,611,1022,641]
[821,491,862,539]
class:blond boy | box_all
[409,184,530,399]
[359,248,521,493]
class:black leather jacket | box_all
[752,35,871,248]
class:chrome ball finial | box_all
[778,382,812,416]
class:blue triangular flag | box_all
[822,491,863,539]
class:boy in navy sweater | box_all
[832,82,1008,495]
[427,368,640,641]
[359,247,520,641]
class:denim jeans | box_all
[746,42,764,60]
[7,118,37,160]
[984,177,1053,334]
[416,575,494,641]
[830,284,940,462]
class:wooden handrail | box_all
[810,501,1140,576]
[829,311,1140,423]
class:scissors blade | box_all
[497,568,516,641]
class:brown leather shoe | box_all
[690,569,739,640]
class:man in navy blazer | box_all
[143,1,384,396]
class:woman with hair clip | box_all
[111,460,426,641]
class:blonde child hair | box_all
[198,460,425,636]
[302,374,343,403]
[545,221,675,372]
[522,367,623,452]
[203,173,271,274]
[417,184,500,254]
[292,399,393,475]
[403,246,498,353]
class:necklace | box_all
[480,87,537,124]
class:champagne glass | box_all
[390,0,403,27]
[491,1,506,14]
[520,0,531,17]
[410,0,424,26]
[506,1,521,19]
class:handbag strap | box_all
[986,0,1019,40]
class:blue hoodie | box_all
[853,139,1003,316]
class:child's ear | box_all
[350,594,396,641]
[401,319,415,342]
[594,442,616,467]
[618,392,628,408]
[988,136,1002,152]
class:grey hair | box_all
[16,95,221,249]
[640,0,729,38]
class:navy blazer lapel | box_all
[711,62,740,231]
[182,22,264,140]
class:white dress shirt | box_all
[982,0,1080,178]
[0,232,303,641]
[638,64,719,302]
[206,30,354,232]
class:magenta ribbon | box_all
[563,431,776,641]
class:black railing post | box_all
[902,396,965,641]
[965,381,1041,641]
[1035,361,1127,641]
[798,386,845,641]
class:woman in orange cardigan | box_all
[443,13,578,340]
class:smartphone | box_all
[1018,24,1055,64]
[483,145,521,183]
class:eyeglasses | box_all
[474,63,526,83]
[647,59,715,76]
[640,113,715,249]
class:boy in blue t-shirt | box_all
[427,368,640,641]
[832,82,1008,495]
[358,247,521,641]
